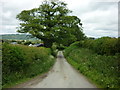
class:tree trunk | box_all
[44,39,53,48]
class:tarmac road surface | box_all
[14,51,97,88]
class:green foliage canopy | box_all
[16,0,85,47]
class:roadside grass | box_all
[64,45,119,88]
[3,65,53,88]
[2,43,55,88]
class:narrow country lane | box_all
[15,51,97,88]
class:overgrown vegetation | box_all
[79,37,120,55]
[2,43,55,87]
[64,37,119,88]
[0,41,2,89]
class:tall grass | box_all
[64,43,119,88]
[2,43,55,87]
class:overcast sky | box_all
[0,0,119,38]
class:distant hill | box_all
[1,34,38,41]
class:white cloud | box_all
[0,0,118,38]
[70,2,118,38]
[0,24,18,34]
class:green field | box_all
[1,34,38,41]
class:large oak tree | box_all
[16,0,85,47]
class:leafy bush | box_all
[2,43,55,87]
[79,37,119,55]
[64,43,119,88]
[56,44,67,50]
[0,41,2,89]
[51,43,58,57]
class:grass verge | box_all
[64,44,119,88]
[2,43,55,88]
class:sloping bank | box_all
[63,42,119,88]
[2,43,55,88]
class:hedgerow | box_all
[64,37,119,88]
[2,43,55,87]
[76,37,119,55]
